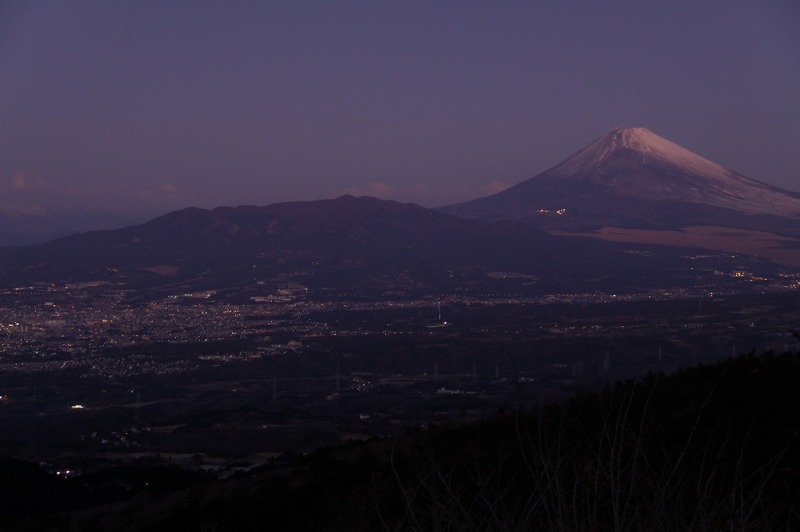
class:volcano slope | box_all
[442,127,800,266]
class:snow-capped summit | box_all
[442,127,800,227]
[551,127,729,182]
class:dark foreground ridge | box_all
[3,351,799,531]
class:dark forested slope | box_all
[4,351,799,531]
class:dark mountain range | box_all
[0,195,719,297]
[441,128,800,265]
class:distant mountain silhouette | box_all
[0,207,146,246]
[0,195,707,296]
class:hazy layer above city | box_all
[2,2,799,217]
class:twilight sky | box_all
[2,1,799,215]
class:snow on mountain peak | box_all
[614,127,729,177]
[553,127,729,181]
[535,127,800,216]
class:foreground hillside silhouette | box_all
[4,351,798,531]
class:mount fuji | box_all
[442,128,800,265]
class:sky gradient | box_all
[2,1,799,215]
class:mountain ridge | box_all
[1,195,695,297]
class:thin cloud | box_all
[158,183,179,197]
[10,172,51,191]
[4,171,189,213]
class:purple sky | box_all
[2,1,799,215]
